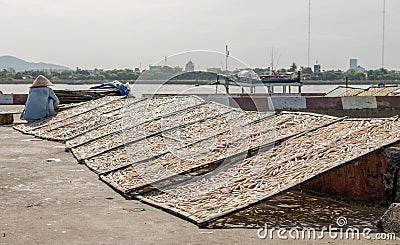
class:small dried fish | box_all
[137,119,400,222]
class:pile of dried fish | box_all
[65,97,176,148]
[31,107,123,141]
[356,88,382,97]
[18,96,204,144]
[249,112,339,148]
[101,135,252,193]
[55,96,123,120]
[69,96,203,148]
[85,147,130,173]
[85,112,263,174]
[139,118,400,224]
[371,86,399,96]
[72,131,124,160]
[162,111,262,144]
[66,118,123,149]
[85,136,182,173]
[341,88,364,97]
[356,87,395,97]
[133,102,233,137]
[72,102,232,160]
[122,96,204,127]
[100,113,338,194]
[326,86,400,97]
[14,96,123,133]
[13,117,53,133]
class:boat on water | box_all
[259,71,301,84]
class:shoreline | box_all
[1,79,399,86]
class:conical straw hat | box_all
[30,75,54,88]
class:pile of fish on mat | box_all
[13,95,400,227]
[326,85,400,97]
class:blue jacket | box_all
[21,87,59,120]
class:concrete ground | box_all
[0,106,399,244]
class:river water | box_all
[0,83,371,97]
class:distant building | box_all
[356,65,366,73]
[134,67,140,73]
[313,64,321,73]
[349,59,358,72]
[348,58,365,73]
[185,60,194,72]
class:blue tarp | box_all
[91,81,134,97]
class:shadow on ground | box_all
[207,190,386,231]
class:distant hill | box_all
[0,55,71,72]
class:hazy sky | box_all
[1,0,399,70]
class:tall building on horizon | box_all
[348,58,365,73]
[313,61,321,73]
[349,59,358,71]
